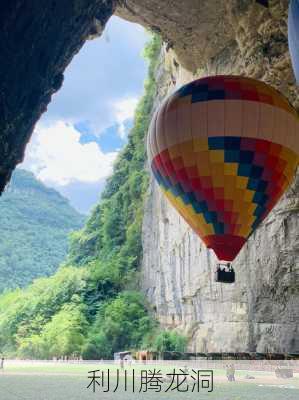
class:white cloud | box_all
[21,121,118,186]
[44,17,147,137]
[112,97,138,138]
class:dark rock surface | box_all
[0,0,115,193]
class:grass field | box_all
[0,361,298,400]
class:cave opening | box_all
[0,15,149,292]
[20,16,148,215]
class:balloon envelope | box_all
[289,0,299,83]
[148,76,299,261]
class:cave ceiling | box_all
[0,0,296,193]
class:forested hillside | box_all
[0,35,187,359]
[0,169,84,292]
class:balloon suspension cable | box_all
[216,261,233,271]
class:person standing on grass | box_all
[231,364,236,381]
[0,357,4,371]
[226,364,230,381]
[226,364,234,382]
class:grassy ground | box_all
[0,361,298,400]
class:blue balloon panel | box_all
[289,0,299,83]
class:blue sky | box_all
[21,16,148,214]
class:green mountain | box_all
[0,169,85,292]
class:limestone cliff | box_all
[142,148,299,353]
[137,1,299,353]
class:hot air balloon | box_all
[288,0,299,83]
[147,76,299,282]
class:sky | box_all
[21,16,148,214]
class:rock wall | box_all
[139,1,299,353]
[142,158,299,352]
[0,0,115,193]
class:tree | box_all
[152,331,188,353]
[40,303,89,358]
[83,292,154,359]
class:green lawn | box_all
[0,362,298,400]
[0,374,298,400]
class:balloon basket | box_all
[215,262,235,284]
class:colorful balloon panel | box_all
[148,76,299,262]
[288,0,299,83]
